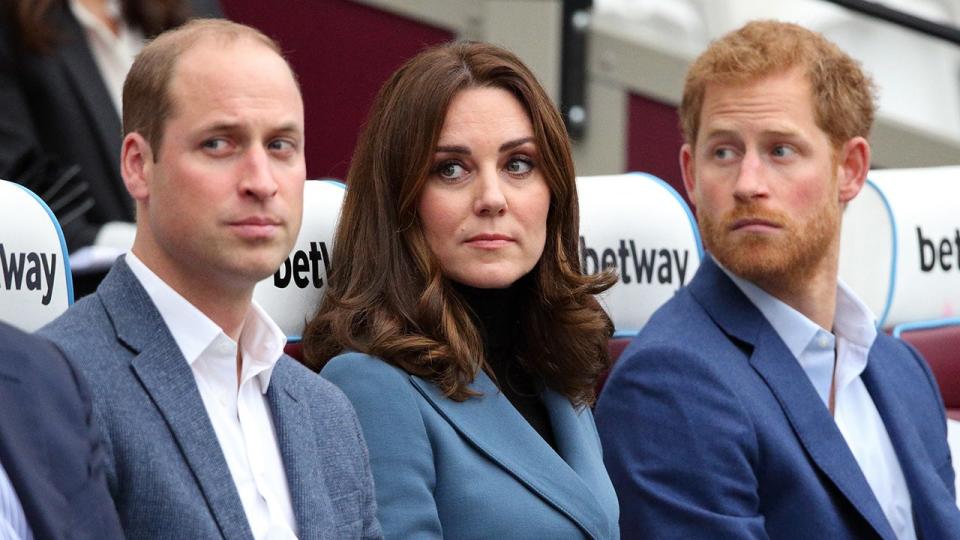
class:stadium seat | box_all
[839,166,960,329]
[252,180,345,361]
[892,319,960,420]
[0,179,73,331]
[576,173,703,391]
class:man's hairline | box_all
[143,35,300,161]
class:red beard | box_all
[698,196,839,293]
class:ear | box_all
[680,143,697,205]
[120,132,153,202]
[835,136,870,204]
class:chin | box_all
[452,271,523,289]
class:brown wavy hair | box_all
[302,41,615,407]
[680,20,877,150]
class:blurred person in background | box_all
[0,0,221,284]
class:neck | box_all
[131,245,253,341]
[453,277,528,354]
[752,248,839,332]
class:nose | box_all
[733,149,769,202]
[239,146,278,200]
[473,168,507,216]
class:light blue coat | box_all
[322,352,620,539]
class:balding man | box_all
[40,19,381,539]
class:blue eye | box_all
[772,145,795,158]
[268,139,292,150]
[436,161,467,181]
[713,147,735,160]
[202,138,228,151]
[506,158,533,176]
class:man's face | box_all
[681,68,853,291]
[132,38,305,294]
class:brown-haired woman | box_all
[303,41,620,539]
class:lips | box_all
[730,217,781,231]
[228,216,282,239]
[465,233,515,248]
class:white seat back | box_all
[0,179,73,331]
[577,173,703,335]
[253,180,345,341]
[839,166,960,327]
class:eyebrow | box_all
[435,136,536,155]
[198,121,303,136]
[703,127,801,140]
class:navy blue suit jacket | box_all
[595,256,960,539]
[0,321,122,540]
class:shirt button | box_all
[817,335,831,348]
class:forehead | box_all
[698,68,819,136]
[439,87,533,141]
[166,37,303,128]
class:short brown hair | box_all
[122,18,287,158]
[679,20,877,149]
[302,41,615,406]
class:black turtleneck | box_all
[454,279,557,451]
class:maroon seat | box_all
[284,342,304,362]
[597,336,635,395]
[895,320,960,420]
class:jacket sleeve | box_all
[595,344,771,540]
[322,353,444,539]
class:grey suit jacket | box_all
[39,258,382,539]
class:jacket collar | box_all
[265,360,325,537]
[688,255,898,540]
[862,339,960,536]
[99,259,254,539]
[409,371,614,540]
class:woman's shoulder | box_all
[322,351,407,378]
[321,351,420,401]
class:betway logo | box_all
[580,236,690,286]
[274,241,331,288]
[0,243,58,305]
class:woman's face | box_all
[417,87,551,289]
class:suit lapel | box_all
[410,372,611,540]
[99,260,253,539]
[266,359,323,537]
[862,340,960,537]
[689,257,897,540]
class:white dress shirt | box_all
[0,459,32,540]
[723,266,916,540]
[126,252,298,539]
[68,0,144,115]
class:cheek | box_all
[417,188,460,245]
[519,184,551,246]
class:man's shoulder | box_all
[274,355,357,419]
[39,293,117,355]
[629,285,726,355]
[1,323,83,400]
